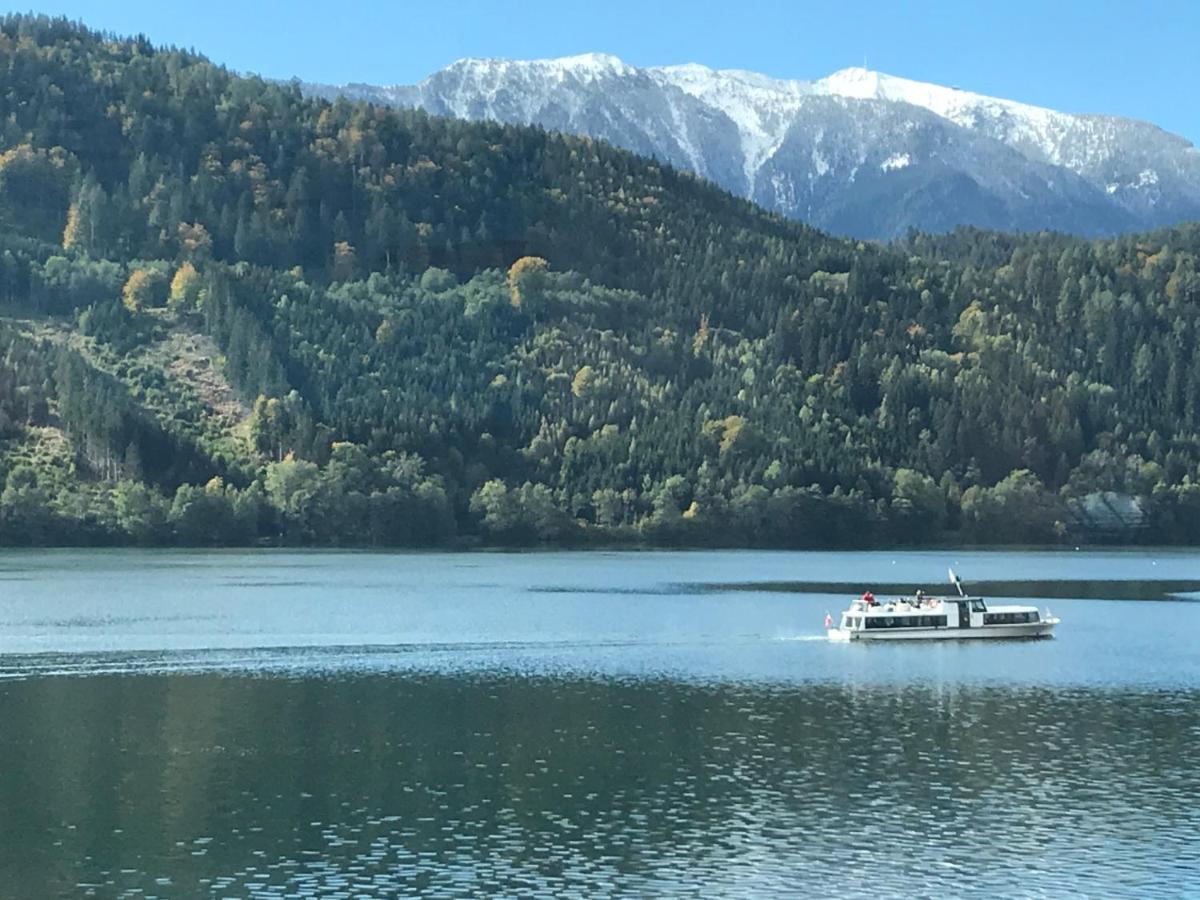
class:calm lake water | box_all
[0,549,1198,897]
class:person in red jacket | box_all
[861,590,876,606]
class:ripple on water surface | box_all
[0,672,1197,898]
[1,548,1198,896]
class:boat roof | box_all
[847,596,1038,613]
[855,594,981,601]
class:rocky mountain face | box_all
[306,56,1200,239]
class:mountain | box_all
[3,15,1200,550]
[307,56,1200,239]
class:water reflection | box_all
[0,673,1196,897]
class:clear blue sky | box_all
[32,0,1200,143]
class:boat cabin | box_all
[839,596,1042,633]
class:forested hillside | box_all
[2,15,1200,547]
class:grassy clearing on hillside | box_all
[3,313,252,470]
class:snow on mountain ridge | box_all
[650,62,1105,174]
[816,67,1100,170]
[648,61,1196,183]
[440,52,635,83]
[648,63,810,193]
[338,55,1125,177]
[645,60,1113,191]
[304,54,1200,238]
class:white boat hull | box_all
[830,619,1058,642]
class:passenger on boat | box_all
[861,590,877,606]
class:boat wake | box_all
[774,634,828,642]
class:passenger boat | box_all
[826,570,1059,641]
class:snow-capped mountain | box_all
[305,56,1200,238]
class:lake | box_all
[0,549,1198,897]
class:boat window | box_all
[970,599,987,613]
[983,611,1036,625]
[863,614,947,629]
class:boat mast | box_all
[948,568,966,597]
